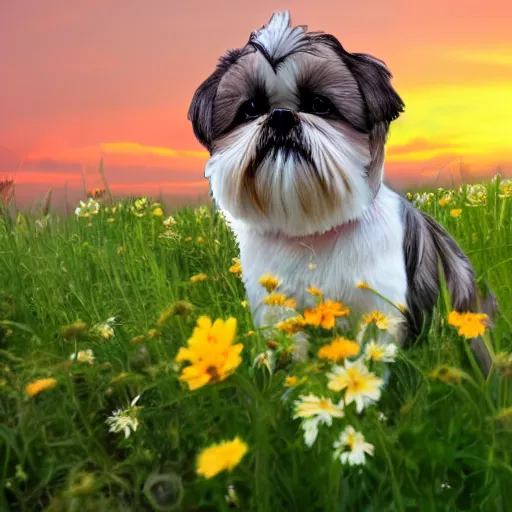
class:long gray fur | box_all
[401,197,497,375]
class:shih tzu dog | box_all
[188,11,496,373]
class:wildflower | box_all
[308,262,317,270]
[258,273,280,293]
[196,236,205,243]
[107,217,115,223]
[498,179,512,198]
[74,198,100,218]
[450,209,462,217]
[240,300,249,308]
[61,320,88,340]
[26,378,57,397]
[317,337,360,362]
[229,258,243,276]
[163,215,177,227]
[447,311,488,339]
[275,315,307,334]
[95,317,116,340]
[245,330,255,337]
[294,394,345,422]
[364,340,398,363]
[106,395,141,438]
[190,273,208,283]
[304,300,350,329]
[152,207,164,217]
[263,293,296,308]
[196,437,248,479]
[327,359,383,413]
[438,192,453,207]
[69,349,95,365]
[266,340,278,349]
[361,311,389,330]
[294,394,345,447]
[225,485,240,508]
[131,335,145,344]
[465,184,487,206]
[356,281,371,290]
[306,285,323,297]
[147,328,160,339]
[412,192,434,208]
[428,365,466,385]
[284,376,298,387]
[378,411,388,422]
[253,350,276,374]
[175,316,243,391]
[333,426,374,466]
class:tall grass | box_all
[1,179,511,511]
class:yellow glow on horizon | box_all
[387,82,512,164]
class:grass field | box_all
[1,178,512,511]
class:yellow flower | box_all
[498,180,512,198]
[361,311,389,330]
[438,194,452,207]
[327,359,383,413]
[26,378,57,397]
[240,300,249,308]
[245,330,255,337]
[190,273,208,283]
[364,341,398,363]
[317,338,360,362]
[258,273,280,293]
[229,258,243,276]
[197,236,205,243]
[275,315,307,334]
[197,437,248,479]
[447,311,488,339]
[70,349,95,365]
[304,300,350,329]
[175,316,243,390]
[450,209,462,217]
[284,376,298,387]
[356,281,371,290]
[263,293,296,308]
[308,262,317,270]
[293,394,345,421]
[107,217,115,223]
[306,285,323,297]
[152,207,164,217]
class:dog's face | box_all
[188,11,404,236]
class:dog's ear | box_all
[343,52,405,130]
[188,49,244,152]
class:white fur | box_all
[223,184,408,328]
[251,11,309,61]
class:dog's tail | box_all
[402,199,496,377]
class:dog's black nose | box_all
[268,108,298,135]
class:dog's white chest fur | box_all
[225,185,408,327]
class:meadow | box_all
[1,177,512,511]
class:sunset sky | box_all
[1,0,511,207]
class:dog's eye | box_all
[309,96,333,115]
[240,99,267,120]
